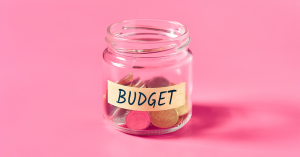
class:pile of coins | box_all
[103,73,190,130]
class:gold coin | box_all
[175,102,190,116]
[148,109,179,128]
[175,95,190,116]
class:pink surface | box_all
[1,0,300,156]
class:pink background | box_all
[1,0,300,156]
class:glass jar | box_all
[102,19,193,135]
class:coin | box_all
[124,82,132,87]
[112,108,130,127]
[132,77,146,88]
[116,72,133,85]
[174,114,188,127]
[125,111,151,130]
[147,76,170,88]
[175,103,190,117]
[175,95,190,116]
[139,83,146,88]
[144,80,150,88]
[132,77,142,86]
[148,109,179,128]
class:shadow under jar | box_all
[102,19,193,135]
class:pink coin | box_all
[147,76,170,88]
[125,111,151,130]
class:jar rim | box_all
[106,19,189,43]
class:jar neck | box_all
[105,19,190,58]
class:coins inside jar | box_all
[132,77,146,88]
[125,111,151,130]
[116,73,133,85]
[147,76,170,88]
[148,109,179,128]
[105,74,190,130]
[174,114,188,127]
[112,108,130,127]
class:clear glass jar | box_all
[102,19,193,135]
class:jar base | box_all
[106,112,192,135]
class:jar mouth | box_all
[106,19,189,43]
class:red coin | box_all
[125,111,151,130]
[147,76,170,88]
